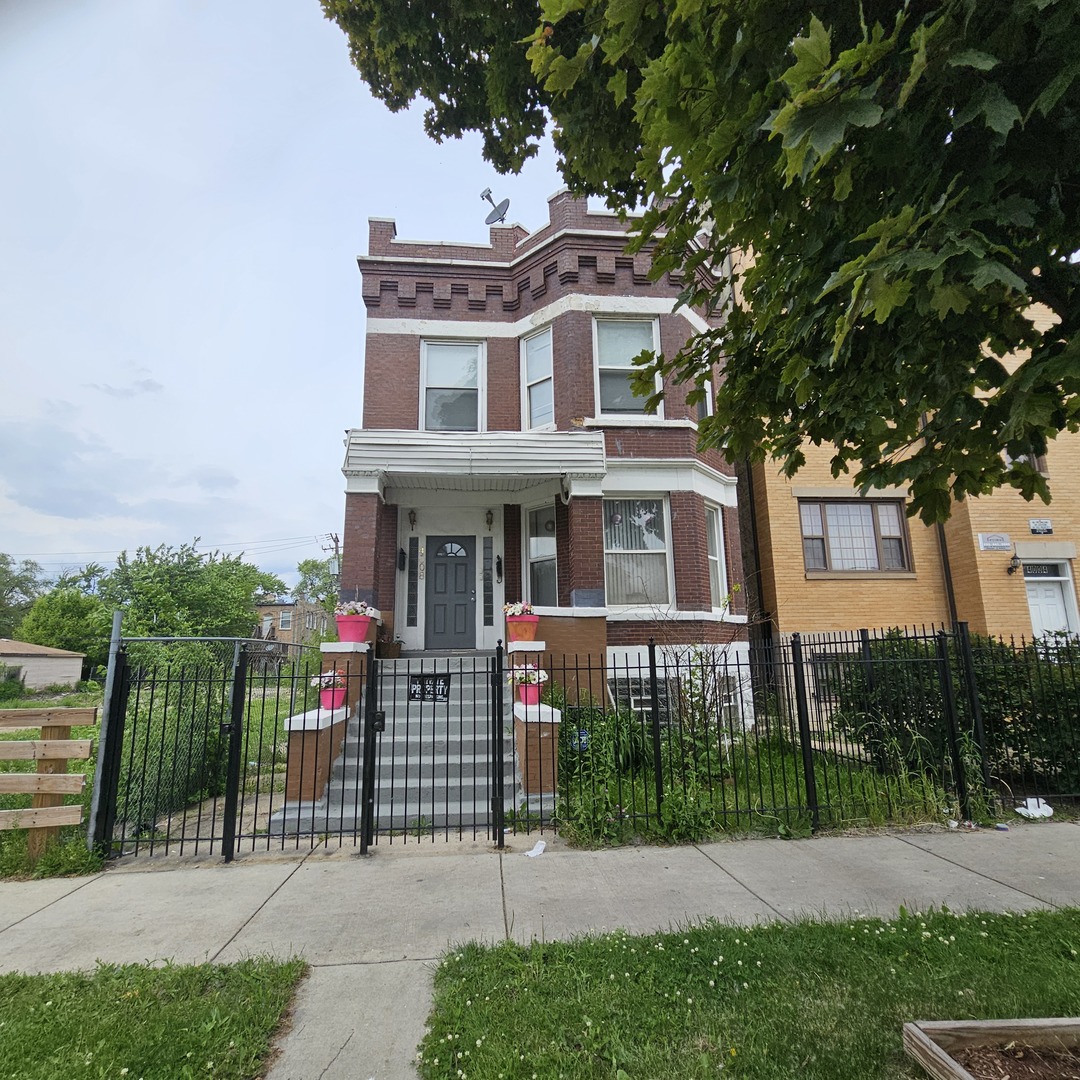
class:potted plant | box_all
[503,601,540,642]
[312,669,347,710]
[507,663,549,705]
[335,600,375,643]
[376,629,404,659]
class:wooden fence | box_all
[0,708,97,862]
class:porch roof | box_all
[342,429,607,497]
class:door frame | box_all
[1023,560,1080,637]
[424,534,477,649]
[394,499,507,652]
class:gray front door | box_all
[425,536,476,649]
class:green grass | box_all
[417,907,1080,1080]
[0,958,306,1080]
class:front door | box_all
[1026,578,1073,637]
[425,535,476,649]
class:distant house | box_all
[0,639,84,689]
[254,599,330,649]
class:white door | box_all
[1025,579,1072,637]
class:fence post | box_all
[359,654,379,855]
[936,630,971,822]
[220,642,248,864]
[858,628,876,696]
[790,634,820,832]
[491,642,505,848]
[89,611,128,856]
[647,639,664,820]
[955,622,992,793]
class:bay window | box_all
[604,497,671,605]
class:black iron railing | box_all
[91,625,1080,861]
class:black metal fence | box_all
[90,624,1080,860]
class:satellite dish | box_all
[481,187,510,224]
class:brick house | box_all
[254,598,331,648]
[339,191,746,659]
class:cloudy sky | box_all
[0,2,561,587]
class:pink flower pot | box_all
[320,687,346,710]
[336,614,372,643]
[506,614,540,642]
[517,683,542,706]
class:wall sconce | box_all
[495,555,503,583]
[398,548,407,571]
[485,509,494,531]
[1007,553,1022,575]
[408,509,416,531]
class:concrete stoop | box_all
[269,658,520,834]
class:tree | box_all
[322,0,1080,522]
[17,588,110,672]
[0,554,47,638]
[95,541,285,639]
[293,557,339,612]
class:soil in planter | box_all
[953,1041,1080,1079]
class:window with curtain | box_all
[799,500,910,571]
[594,319,658,415]
[705,505,725,607]
[423,341,480,431]
[527,503,558,606]
[603,497,670,605]
[523,328,553,429]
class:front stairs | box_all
[269,657,518,835]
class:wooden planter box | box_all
[904,1018,1080,1080]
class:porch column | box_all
[341,493,398,613]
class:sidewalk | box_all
[2,823,1078,1079]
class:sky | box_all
[0,2,562,589]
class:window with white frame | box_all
[261,615,272,636]
[522,327,553,429]
[594,319,659,416]
[526,503,558,606]
[694,376,714,424]
[279,610,292,630]
[422,341,482,431]
[604,497,671,605]
[799,500,910,572]
[705,505,726,607]
[305,612,316,630]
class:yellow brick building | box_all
[744,432,1080,640]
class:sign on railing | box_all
[0,708,97,863]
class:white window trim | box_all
[602,494,675,612]
[520,326,555,431]
[419,339,487,432]
[279,610,292,630]
[705,503,728,611]
[522,501,559,606]
[592,316,664,420]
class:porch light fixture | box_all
[408,509,416,531]
[485,509,493,531]
[1007,553,1022,575]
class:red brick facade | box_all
[340,192,745,654]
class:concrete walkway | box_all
[2,822,1078,1079]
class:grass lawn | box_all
[417,907,1080,1080]
[0,958,306,1080]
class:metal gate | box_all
[90,637,543,860]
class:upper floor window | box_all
[594,318,661,417]
[279,610,292,630]
[800,500,910,572]
[694,377,714,424]
[604,497,671,605]
[1004,446,1049,475]
[422,341,482,431]
[261,615,272,636]
[526,503,558,606]
[705,504,726,607]
[522,328,553,429]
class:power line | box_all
[5,535,327,558]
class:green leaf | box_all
[969,260,1027,294]
[929,283,972,318]
[947,49,999,71]
[608,68,629,105]
[783,16,832,93]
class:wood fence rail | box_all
[0,708,98,862]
